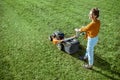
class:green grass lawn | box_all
[0,0,120,80]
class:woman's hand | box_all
[75,28,80,32]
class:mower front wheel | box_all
[57,43,64,51]
[49,35,53,41]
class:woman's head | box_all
[89,8,99,20]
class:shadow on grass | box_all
[70,45,120,80]
[0,51,14,80]
[93,54,120,80]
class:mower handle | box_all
[61,32,85,42]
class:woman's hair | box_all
[91,8,99,18]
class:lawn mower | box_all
[49,30,84,54]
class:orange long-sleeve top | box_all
[80,19,100,38]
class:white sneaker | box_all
[83,64,93,69]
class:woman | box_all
[75,8,100,69]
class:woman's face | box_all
[89,11,93,20]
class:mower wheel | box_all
[49,35,53,41]
[57,43,64,51]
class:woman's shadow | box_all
[70,45,120,80]
[93,54,120,80]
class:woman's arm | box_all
[80,22,93,32]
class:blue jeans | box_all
[85,36,98,65]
